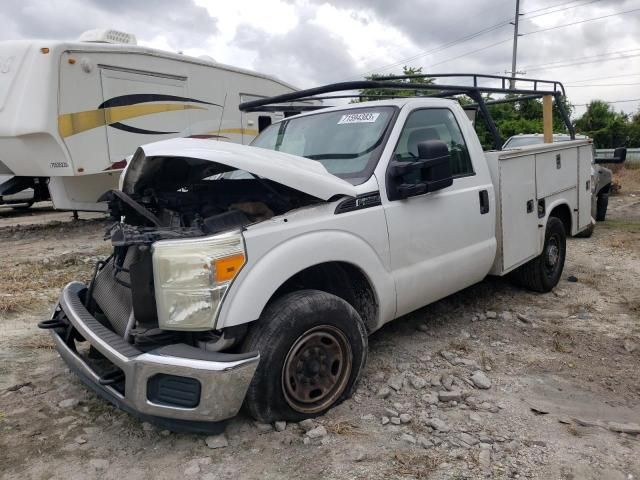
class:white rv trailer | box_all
[0,29,299,211]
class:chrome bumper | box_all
[50,282,259,433]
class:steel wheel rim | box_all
[545,233,561,276]
[281,325,352,414]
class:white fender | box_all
[216,230,396,332]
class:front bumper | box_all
[48,282,259,433]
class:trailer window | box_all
[251,106,396,184]
[394,109,474,177]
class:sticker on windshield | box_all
[337,112,380,124]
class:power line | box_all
[355,20,512,78]
[568,82,640,87]
[425,38,513,69]
[349,0,627,80]
[527,53,640,72]
[523,0,603,19]
[396,3,630,75]
[354,1,592,77]
[566,73,640,84]
[522,7,640,36]
[523,0,587,15]
[522,48,640,71]
[574,98,640,107]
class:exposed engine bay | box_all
[106,167,320,245]
[85,158,322,355]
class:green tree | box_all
[574,100,629,148]
[627,110,640,147]
[355,66,434,102]
[474,95,572,149]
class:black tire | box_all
[596,193,608,221]
[241,289,368,423]
[512,216,566,293]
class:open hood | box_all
[122,138,358,200]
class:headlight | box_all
[152,231,246,330]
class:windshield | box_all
[251,106,396,184]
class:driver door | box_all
[383,108,495,317]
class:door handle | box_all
[479,190,489,214]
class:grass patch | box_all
[599,219,640,234]
[0,296,23,314]
[448,339,472,353]
[567,302,596,315]
[391,452,442,479]
[480,350,494,369]
[0,252,100,314]
[612,163,640,192]
[19,335,55,350]
[552,330,575,353]
[326,421,364,436]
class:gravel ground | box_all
[0,192,638,480]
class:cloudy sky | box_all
[1,0,639,117]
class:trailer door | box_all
[100,67,191,163]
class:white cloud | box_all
[0,0,638,115]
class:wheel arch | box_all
[269,261,379,333]
[216,230,395,332]
[547,201,572,236]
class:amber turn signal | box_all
[213,254,245,283]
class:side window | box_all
[394,108,474,177]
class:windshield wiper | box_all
[306,136,383,161]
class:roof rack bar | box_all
[554,92,576,140]
[426,90,470,98]
[368,73,566,96]
[237,73,572,148]
[239,81,563,112]
[468,90,503,150]
[243,105,327,113]
[469,93,545,107]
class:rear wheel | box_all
[512,216,566,293]
[596,193,608,221]
[241,289,367,423]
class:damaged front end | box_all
[41,141,330,432]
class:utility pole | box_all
[510,0,521,89]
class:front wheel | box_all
[240,290,368,423]
[512,216,566,293]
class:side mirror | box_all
[594,146,627,164]
[417,140,454,191]
[387,140,453,200]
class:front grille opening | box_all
[147,374,201,408]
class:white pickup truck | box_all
[43,75,593,433]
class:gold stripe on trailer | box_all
[207,128,259,136]
[58,103,206,138]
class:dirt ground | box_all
[0,185,639,479]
